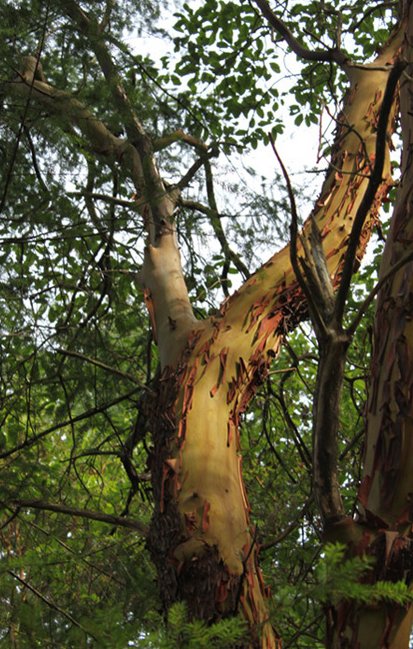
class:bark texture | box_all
[325,2,413,647]
[146,26,404,649]
[7,5,407,645]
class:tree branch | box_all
[6,498,148,535]
[0,6,50,213]
[61,0,177,239]
[67,190,138,208]
[176,157,205,190]
[57,348,143,385]
[154,128,208,153]
[260,499,312,551]
[61,0,147,147]
[203,157,250,279]
[0,387,143,459]
[347,248,413,336]
[334,57,406,325]
[8,72,133,173]
[217,25,403,354]
[252,0,348,65]
[8,570,99,640]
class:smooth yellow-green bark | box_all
[149,26,404,647]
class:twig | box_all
[57,348,143,385]
[8,570,99,641]
[0,4,50,212]
[23,126,49,192]
[203,157,250,278]
[347,249,413,336]
[67,190,138,208]
[0,387,142,459]
[261,499,312,551]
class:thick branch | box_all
[61,0,147,147]
[217,24,403,352]
[253,0,348,65]
[163,24,404,586]
[9,39,197,367]
[334,58,407,325]
[9,71,143,189]
[312,333,348,525]
[360,6,413,526]
[61,0,176,240]
[60,2,199,360]
[154,129,208,153]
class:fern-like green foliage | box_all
[316,543,413,607]
[138,602,248,648]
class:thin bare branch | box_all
[8,570,99,640]
[23,126,49,192]
[0,5,50,212]
[203,157,250,278]
[67,190,138,208]
[261,499,313,551]
[0,387,142,460]
[347,249,413,336]
[269,134,328,336]
[176,157,205,190]
[57,348,143,385]
[6,498,148,535]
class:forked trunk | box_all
[145,26,403,647]
[6,3,410,646]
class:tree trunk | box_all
[145,27,403,647]
[8,7,405,644]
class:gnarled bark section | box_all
[148,28,403,649]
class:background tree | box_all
[0,1,412,648]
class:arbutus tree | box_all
[1,0,413,647]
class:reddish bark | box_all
[324,3,413,647]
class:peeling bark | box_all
[147,25,404,649]
[361,36,413,527]
[325,3,413,647]
[7,8,408,645]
